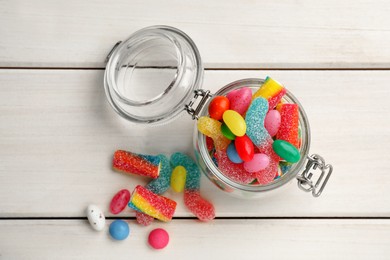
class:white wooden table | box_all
[1,1,390,259]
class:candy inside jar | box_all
[194,77,311,197]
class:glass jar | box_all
[104,26,333,199]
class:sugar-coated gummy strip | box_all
[276,104,299,148]
[135,154,172,226]
[113,150,161,179]
[197,116,231,151]
[252,76,286,110]
[215,150,255,184]
[128,185,176,222]
[170,152,215,221]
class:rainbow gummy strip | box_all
[113,150,161,179]
[252,76,286,110]
[276,104,299,148]
[128,185,176,222]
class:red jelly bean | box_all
[234,135,254,162]
[208,96,230,121]
[110,189,131,214]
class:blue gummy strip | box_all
[146,154,172,194]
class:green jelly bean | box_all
[221,123,236,140]
[272,139,300,163]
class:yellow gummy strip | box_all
[252,77,284,100]
[132,193,169,222]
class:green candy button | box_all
[272,139,300,163]
[221,123,236,140]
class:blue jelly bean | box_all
[146,154,172,194]
[245,98,270,146]
[227,142,243,163]
[109,220,129,240]
[170,152,200,190]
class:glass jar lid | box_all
[104,26,203,124]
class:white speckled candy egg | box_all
[86,205,105,231]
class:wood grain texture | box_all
[0,69,389,217]
[0,219,389,259]
[1,0,390,68]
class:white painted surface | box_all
[1,0,390,68]
[0,70,389,217]
[0,219,389,260]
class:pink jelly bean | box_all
[243,153,270,173]
[215,150,255,184]
[264,110,281,137]
[226,87,252,115]
[110,189,131,214]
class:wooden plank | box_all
[0,69,389,217]
[0,219,389,259]
[1,0,390,68]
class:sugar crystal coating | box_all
[128,185,176,222]
[146,155,172,194]
[276,104,299,148]
[197,116,231,151]
[113,150,161,179]
[245,98,272,147]
[135,211,154,226]
[215,150,255,184]
[170,152,215,221]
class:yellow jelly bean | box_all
[197,116,231,151]
[170,166,186,192]
[222,110,246,137]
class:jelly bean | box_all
[215,150,255,184]
[226,87,252,115]
[148,228,169,250]
[254,144,280,185]
[109,220,129,240]
[252,77,286,110]
[208,96,230,120]
[197,116,230,151]
[243,153,270,173]
[113,150,161,179]
[223,110,246,137]
[279,161,292,174]
[272,139,300,163]
[110,189,131,215]
[170,165,187,192]
[171,152,215,221]
[128,185,177,222]
[221,123,236,140]
[234,135,254,162]
[146,154,172,194]
[264,110,281,137]
[227,142,243,163]
[86,205,105,231]
[276,104,299,148]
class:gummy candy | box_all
[252,77,286,110]
[128,185,177,222]
[222,110,246,137]
[215,150,255,184]
[197,116,230,151]
[146,155,172,194]
[135,211,154,226]
[170,152,215,221]
[226,87,252,115]
[276,104,299,148]
[113,150,160,179]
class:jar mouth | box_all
[104,26,203,124]
[196,78,311,193]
